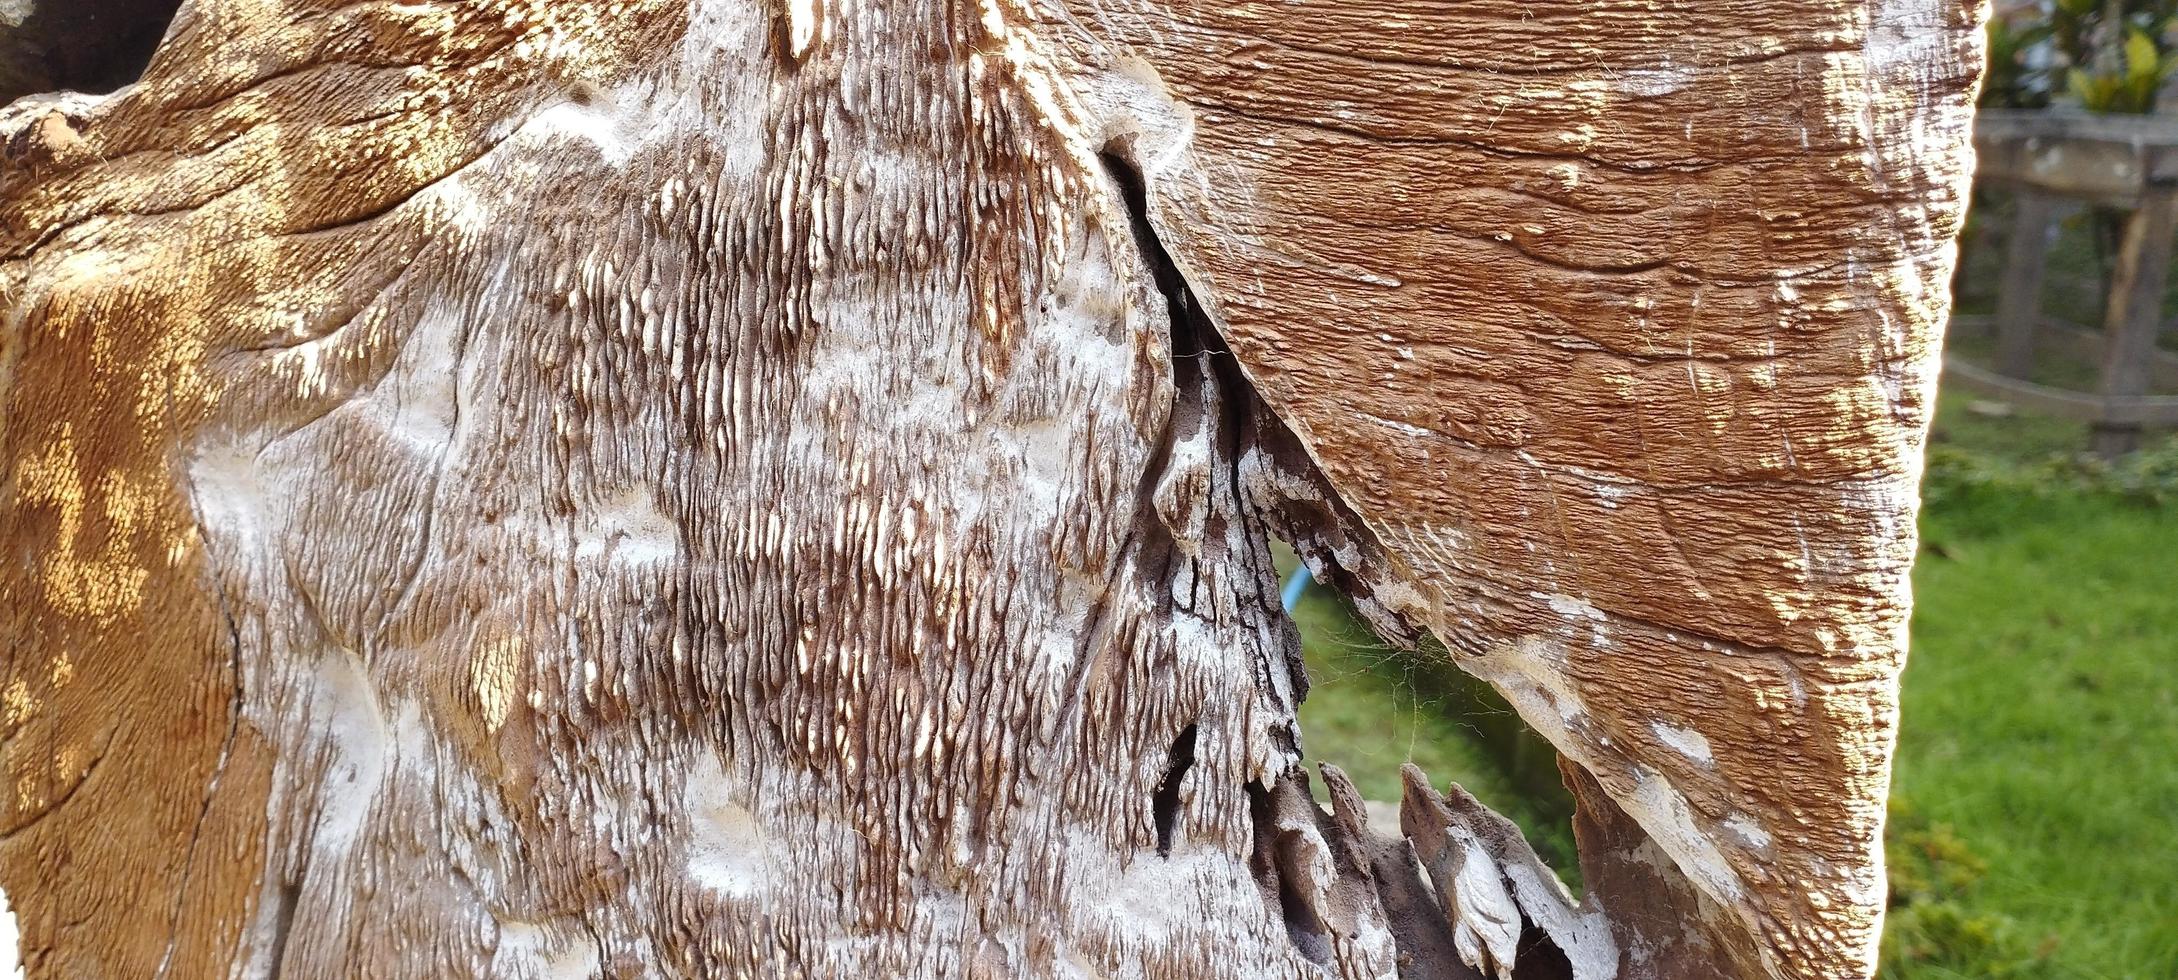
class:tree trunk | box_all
[0,1,1982,978]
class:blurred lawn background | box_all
[1289,391,2178,978]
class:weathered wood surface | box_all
[0,1,1981,978]
[1994,191,2058,379]
[1098,2,1981,975]
[2091,185,2178,455]
[1966,120,2178,448]
[1974,107,2178,205]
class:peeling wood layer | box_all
[0,1,1980,978]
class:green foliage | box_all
[1920,425,2178,538]
[2018,0,2178,113]
[1982,17,2055,108]
[2049,0,2178,67]
[1882,903,2050,978]
[1886,808,1987,904]
[2067,27,2178,113]
[2049,0,2112,68]
[1880,800,2050,977]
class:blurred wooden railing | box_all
[1969,109,2178,454]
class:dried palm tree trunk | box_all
[0,0,1982,977]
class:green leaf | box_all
[2126,29,2161,84]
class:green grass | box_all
[1883,399,2178,978]
[1288,580,1578,875]
[1287,587,1497,805]
[1288,392,2178,977]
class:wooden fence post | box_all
[1996,190,2058,379]
[2094,184,2178,456]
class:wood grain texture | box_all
[1054,1,1983,975]
[0,1,1980,977]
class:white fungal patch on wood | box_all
[520,100,637,165]
[1440,833,1525,972]
[365,301,465,452]
[303,654,392,850]
[571,489,680,564]
[1544,592,1607,624]
[492,920,604,980]
[1624,765,1748,907]
[1725,813,1775,851]
[682,754,773,898]
[1650,721,1715,767]
[1619,63,1693,99]
[187,436,277,552]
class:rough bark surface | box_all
[0,1,1980,979]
